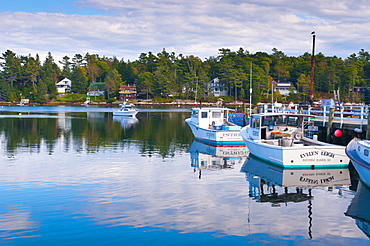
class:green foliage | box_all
[2,48,370,104]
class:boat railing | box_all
[262,103,369,126]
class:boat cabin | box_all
[190,107,240,130]
[248,113,309,141]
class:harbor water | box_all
[0,106,368,245]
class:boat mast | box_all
[249,62,252,114]
[309,31,316,105]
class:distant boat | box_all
[113,103,138,117]
[82,97,91,105]
[185,107,245,146]
[345,138,370,187]
[240,112,349,169]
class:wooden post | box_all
[326,108,335,142]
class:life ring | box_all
[294,132,302,140]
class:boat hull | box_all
[346,138,370,187]
[241,131,349,169]
[113,110,138,117]
[185,119,245,147]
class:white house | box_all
[276,82,296,96]
[209,78,228,97]
[56,78,72,93]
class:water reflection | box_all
[0,109,192,158]
[241,155,351,239]
[113,116,139,129]
[345,181,370,238]
[187,140,248,172]
[241,155,351,202]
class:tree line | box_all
[1,47,369,103]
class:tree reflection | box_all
[0,111,193,158]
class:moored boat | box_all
[345,138,370,187]
[185,107,245,146]
[240,112,349,169]
[113,103,138,117]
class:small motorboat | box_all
[113,103,138,117]
[185,107,245,146]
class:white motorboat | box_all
[240,112,349,168]
[185,107,245,146]
[346,138,370,187]
[113,103,138,117]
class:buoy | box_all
[334,129,343,137]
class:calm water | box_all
[0,106,368,245]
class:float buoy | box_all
[334,129,343,137]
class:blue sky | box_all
[1,0,370,63]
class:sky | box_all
[1,0,370,64]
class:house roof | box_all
[88,82,104,90]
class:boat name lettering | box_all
[222,133,240,138]
[300,150,335,159]
[320,176,335,183]
[300,151,319,158]
[320,151,335,158]
[221,150,248,156]
[299,175,335,184]
[299,176,319,184]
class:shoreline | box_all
[0,100,248,108]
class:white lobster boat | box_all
[185,107,245,146]
[346,138,370,187]
[240,112,349,169]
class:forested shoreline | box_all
[0,47,369,104]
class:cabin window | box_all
[212,111,222,118]
[255,118,260,128]
[201,112,208,118]
[251,118,256,128]
[365,149,369,156]
[192,110,199,117]
[262,116,286,126]
[262,116,275,126]
[275,115,286,125]
[287,116,299,126]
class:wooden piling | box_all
[326,108,335,142]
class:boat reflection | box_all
[241,155,351,239]
[113,116,139,129]
[187,140,248,170]
[345,181,370,238]
[241,155,351,203]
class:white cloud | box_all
[1,0,370,63]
